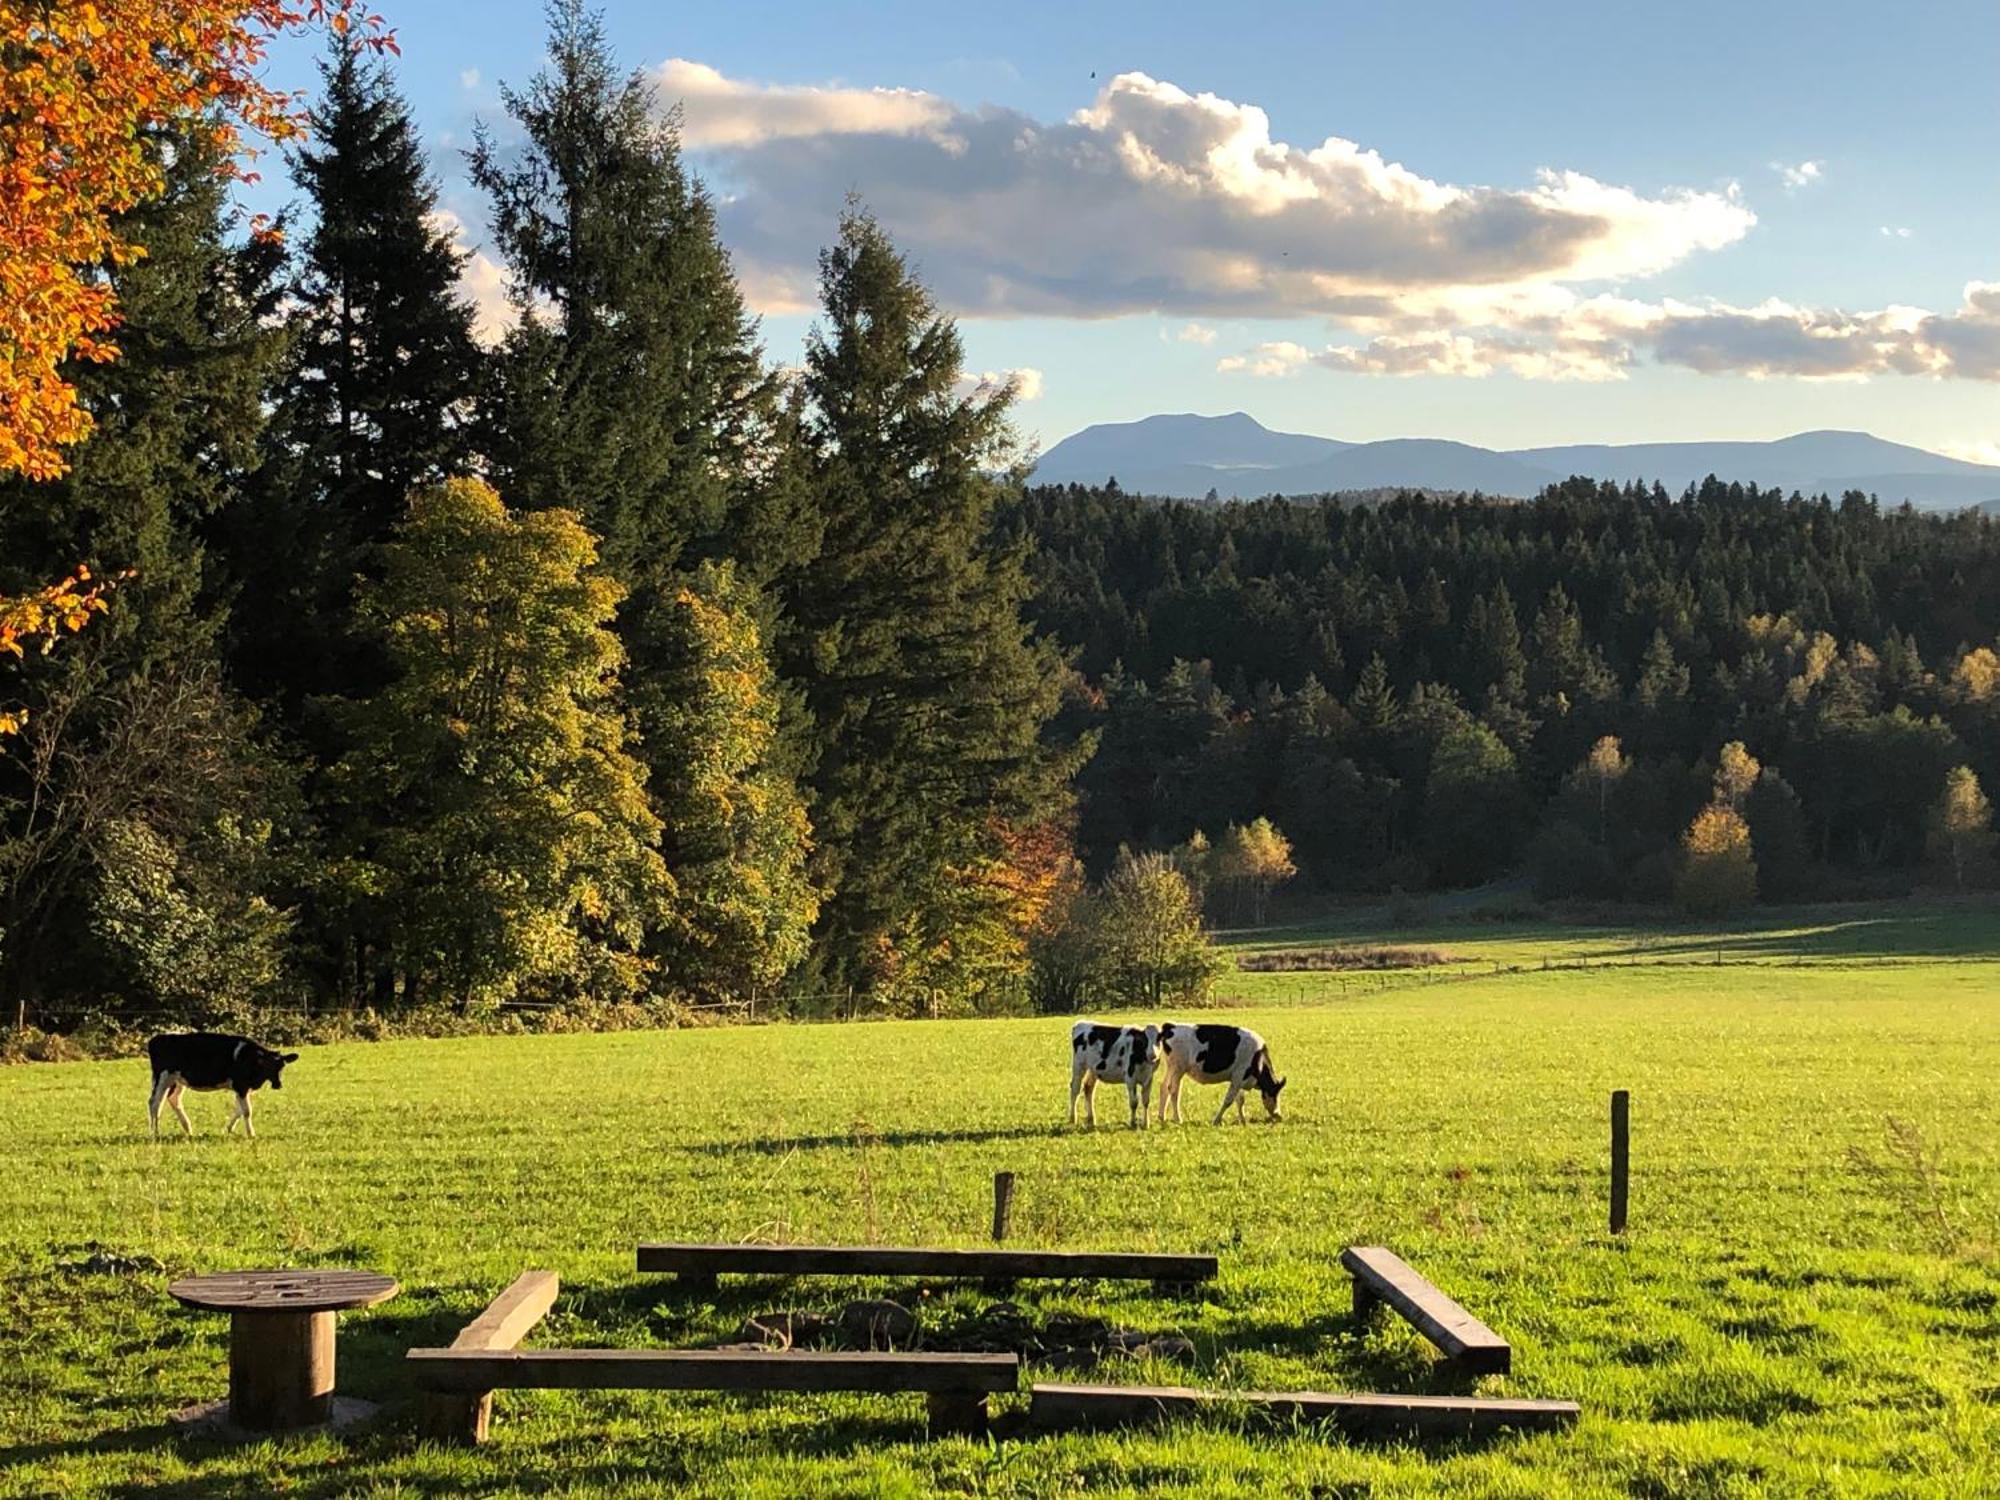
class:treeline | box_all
[0,5,1072,1033]
[1014,479,2000,899]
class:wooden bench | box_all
[1029,1382,1578,1438]
[408,1346,1021,1438]
[414,1270,562,1443]
[636,1242,1218,1294]
[1341,1247,1511,1376]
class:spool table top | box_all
[169,1269,399,1315]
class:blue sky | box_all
[258,1,2000,460]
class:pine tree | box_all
[232,41,483,714]
[470,0,772,593]
[783,207,1069,1001]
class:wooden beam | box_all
[416,1271,559,1445]
[1340,1247,1510,1376]
[1028,1382,1579,1438]
[636,1243,1217,1283]
[407,1347,1021,1396]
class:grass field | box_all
[3,905,1998,1498]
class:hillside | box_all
[1033,413,2000,509]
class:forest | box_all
[2,4,1996,1041]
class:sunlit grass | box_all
[3,905,1997,1497]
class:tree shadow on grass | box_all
[683,1122,1066,1156]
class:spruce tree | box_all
[784,207,1068,1002]
[470,0,772,592]
[233,40,482,714]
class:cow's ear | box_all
[1274,1077,1288,1092]
[282,1052,300,1064]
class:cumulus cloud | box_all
[1881,225,1912,238]
[1217,281,2000,385]
[430,209,515,347]
[659,59,952,149]
[1215,341,1311,377]
[1772,159,1824,191]
[1174,321,1219,344]
[461,67,480,90]
[953,366,1045,402]
[670,65,1753,320]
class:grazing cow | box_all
[1156,1022,1286,1125]
[147,1033,297,1139]
[1069,1021,1161,1129]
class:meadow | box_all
[3,904,1998,1498]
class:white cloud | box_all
[461,67,480,91]
[675,65,1754,320]
[1941,438,2000,466]
[1174,322,1219,345]
[1880,225,1912,238]
[1216,341,1311,377]
[660,59,952,149]
[953,366,1044,402]
[1771,159,1823,191]
[1226,279,2000,385]
[429,209,514,347]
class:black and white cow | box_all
[147,1032,297,1139]
[1156,1022,1286,1125]
[1069,1021,1160,1129]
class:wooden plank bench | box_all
[414,1270,561,1443]
[1341,1247,1511,1376]
[636,1242,1218,1294]
[1028,1382,1578,1438]
[408,1346,1021,1437]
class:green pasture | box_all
[2,904,1997,1497]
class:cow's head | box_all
[1140,1023,1160,1062]
[256,1048,299,1090]
[1253,1049,1286,1121]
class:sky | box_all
[256,0,2000,461]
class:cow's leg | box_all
[1126,1078,1141,1128]
[1213,1082,1243,1126]
[1156,1063,1176,1123]
[149,1072,170,1138]
[1167,1068,1185,1124]
[167,1085,194,1137]
[1140,1075,1153,1127]
[238,1092,256,1139]
[1081,1074,1097,1126]
[1068,1055,1085,1124]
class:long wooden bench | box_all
[637,1242,1218,1293]
[408,1347,1020,1437]
[1341,1247,1511,1376]
[1029,1382,1579,1438]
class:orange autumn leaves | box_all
[0,0,391,479]
[0,566,122,732]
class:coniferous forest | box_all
[4,5,1998,1039]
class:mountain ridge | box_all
[1031,413,2000,510]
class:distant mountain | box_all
[1032,413,2000,510]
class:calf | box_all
[147,1033,297,1139]
[1069,1021,1160,1129]
[1156,1022,1286,1125]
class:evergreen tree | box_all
[783,207,1069,1000]
[232,41,482,714]
[470,0,772,593]
[1421,722,1527,886]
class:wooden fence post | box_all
[1610,1089,1630,1235]
[991,1172,1016,1242]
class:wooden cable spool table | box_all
[169,1269,399,1431]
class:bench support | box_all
[926,1390,989,1435]
[416,1271,560,1446]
